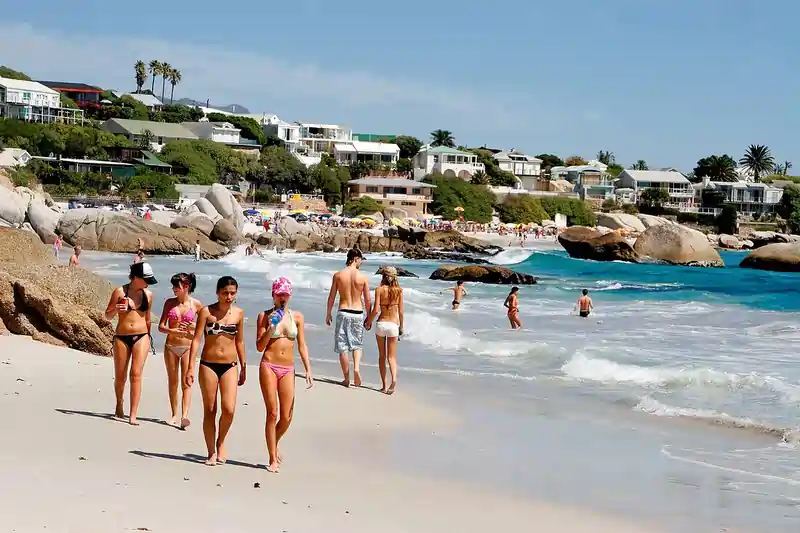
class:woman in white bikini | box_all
[158,272,203,429]
[366,267,404,394]
[255,277,313,473]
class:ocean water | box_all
[78,246,800,532]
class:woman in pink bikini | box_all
[158,272,203,429]
[255,277,313,473]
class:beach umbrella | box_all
[244,209,259,215]
[291,209,307,215]
[389,217,404,225]
[361,218,377,225]
[454,206,464,212]
[404,218,420,225]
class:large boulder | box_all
[718,234,742,250]
[747,231,799,249]
[637,214,671,229]
[396,225,427,245]
[633,223,723,267]
[26,199,61,244]
[170,212,215,236]
[384,207,409,221]
[57,208,228,258]
[0,185,26,226]
[256,232,289,249]
[429,264,537,285]
[210,219,243,245]
[422,230,496,254]
[0,228,114,355]
[740,242,800,272]
[189,197,222,220]
[596,213,646,233]
[558,226,639,262]
[204,183,245,231]
[278,216,311,238]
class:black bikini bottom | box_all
[452,300,460,306]
[200,360,238,379]
[579,310,590,318]
[115,333,148,349]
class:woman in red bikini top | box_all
[255,276,314,473]
[158,272,202,429]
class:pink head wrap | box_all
[272,276,292,296]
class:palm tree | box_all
[470,170,489,185]
[148,60,161,93]
[430,129,455,148]
[739,144,774,182]
[134,61,147,93]
[167,68,181,104]
[596,150,615,165]
[785,160,792,175]
[630,160,649,170]
[160,62,172,103]
[706,155,738,182]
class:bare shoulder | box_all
[292,310,305,323]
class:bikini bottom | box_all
[199,360,238,379]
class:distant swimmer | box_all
[443,280,467,310]
[68,245,81,267]
[574,289,593,318]
[503,286,522,330]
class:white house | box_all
[0,76,84,124]
[412,145,485,181]
[111,91,163,109]
[333,141,400,166]
[261,116,301,152]
[693,177,782,218]
[0,148,32,168]
[615,169,695,212]
[182,120,242,144]
[493,150,541,189]
[297,122,353,154]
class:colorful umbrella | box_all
[389,217,404,225]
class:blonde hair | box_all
[380,267,402,303]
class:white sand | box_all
[464,231,562,250]
[0,335,667,533]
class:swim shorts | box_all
[334,309,365,353]
[579,310,590,318]
[375,321,400,338]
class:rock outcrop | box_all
[0,186,26,226]
[204,183,245,231]
[429,264,537,285]
[739,242,800,272]
[170,212,215,236]
[746,231,800,249]
[557,226,639,262]
[596,213,646,233]
[211,219,243,245]
[718,234,749,250]
[402,246,490,264]
[0,228,114,355]
[57,208,228,258]
[376,265,418,278]
[637,214,670,229]
[633,223,723,267]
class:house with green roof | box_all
[412,144,484,181]
[100,118,198,151]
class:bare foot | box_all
[168,416,179,427]
[205,453,217,466]
[129,417,139,426]
[267,461,279,473]
[354,371,362,387]
[340,378,350,388]
[217,445,227,464]
[387,383,396,395]
[114,403,124,418]
[180,418,191,430]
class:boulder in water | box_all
[429,264,537,284]
[557,226,639,262]
[596,213,646,233]
[739,242,800,272]
[633,223,723,267]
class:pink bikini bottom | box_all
[261,361,294,380]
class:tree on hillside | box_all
[596,150,615,165]
[423,173,494,222]
[639,187,670,210]
[535,154,564,176]
[160,62,172,102]
[167,69,182,104]
[395,135,423,159]
[630,160,649,170]
[779,185,800,233]
[564,155,587,166]
[496,195,548,224]
[772,160,792,175]
[206,112,266,145]
[470,170,490,185]
[0,66,31,80]
[739,144,774,182]
[134,61,147,93]
[259,145,311,192]
[343,196,382,217]
[430,129,455,148]
[137,129,155,150]
[396,158,412,177]
[693,154,737,183]
[470,148,517,187]
[148,60,161,94]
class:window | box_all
[412,188,422,195]
[22,92,31,100]
[402,201,416,206]
[390,201,395,205]
[433,155,439,163]
[366,186,378,193]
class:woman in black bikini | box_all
[186,276,246,466]
[104,262,158,425]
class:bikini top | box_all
[124,284,149,312]
[204,321,238,336]
[168,302,196,322]
[269,308,298,340]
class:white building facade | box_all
[616,169,695,212]
[0,77,84,124]
[412,145,484,180]
[297,123,352,154]
[694,178,782,218]
[333,141,400,166]
[261,116,301,153]
[492,150,542,189]
[182,121,242,144]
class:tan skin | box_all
[504,290,522,330]
[186,285,246,466]
[69,245,81,267]
[574,294,593,316]
[366,280,404,394]
[104,276,153,425]
[325,257,371,387]
[158,283,203,428]
[255,293,313,473]
[443,283,467,310]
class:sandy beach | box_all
[0,334,672,533]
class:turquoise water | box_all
[78,245,800,532]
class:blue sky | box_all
[2,0,798,170]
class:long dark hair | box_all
[216,276,238,292]
[171,272,197,293]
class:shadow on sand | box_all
[55,408,175,428]
[129,450,266,470]
[311,376,385,394]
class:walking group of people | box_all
[103,247,405,473]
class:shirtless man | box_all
[503,286,522,329]
[574,289,593,318]
[68,245,81,267]
[443,280,467,310]
[326,248,371,387]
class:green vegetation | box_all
[343,196,382,217]
[739,144,774,182]
[692,154,737,183]
[716,205,738,234]
[779,185,800,233]
[429,129,455,148]
[424,173,495,223]
[469,149,517,187]
[0,119,133,158]
[206,112,266,145]
[638,187,670,211]
[140,60,182,104]
[538,196,596,226]
[159,139,260,185]
[496,195,548,224]
[0,66,30,80]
